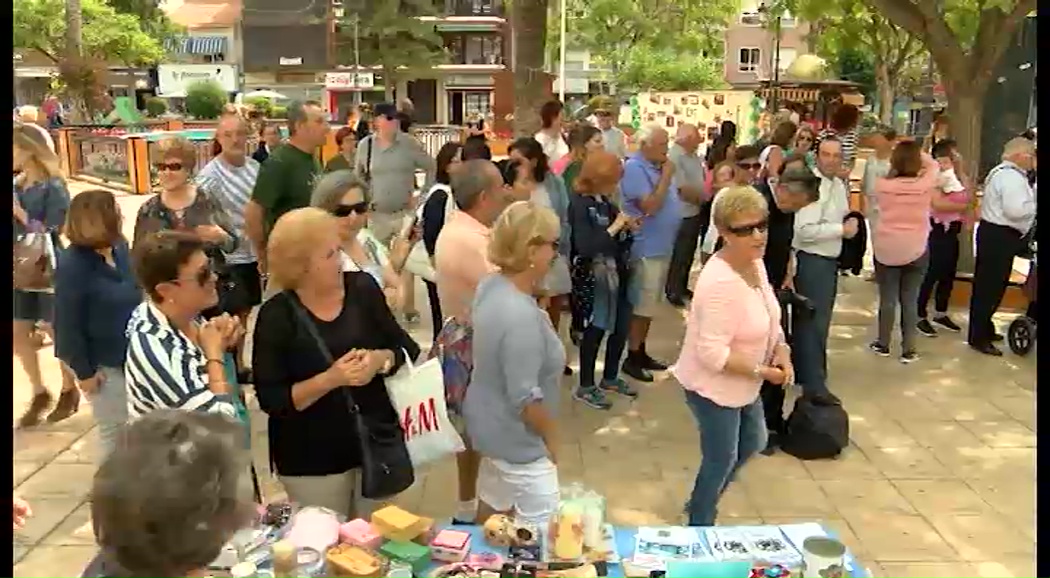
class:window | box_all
[464,92,491,118]
[739,10,763,25]
[739,48,761,72]
[446,34,503,65]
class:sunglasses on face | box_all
[172,261,216,287]
[738,162,762,170]
[331,202,370,217]
[154,162,185,172]
[727,219,769,237]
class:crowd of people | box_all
[11,96,1037,571]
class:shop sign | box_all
[157,64,239,96]
[325,71,375,89]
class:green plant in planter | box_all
[185,80,228,120]
[145,97,168,118]
[271,105,288,119]
[245,96,275,119]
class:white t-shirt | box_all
[701,187,730,255]
[534,130,569,162]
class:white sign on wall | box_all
[157,64,239,96]
[325,72,375,89]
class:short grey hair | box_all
[778,166,821,203]
[452,160,497,212]
[287,100,321,136]
[634,123,667,146]
[311,169,369,211]
[91,410,253,576]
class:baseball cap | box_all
[373,102,398,119]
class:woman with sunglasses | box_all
[310,170,413,309]
[133,137,239,318]
[507,137,573,375]
[670,185,793,527]
[124,231,244,418]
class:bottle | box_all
[270,540,297,578]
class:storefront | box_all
[323,71,384,122]
[442,73,495,126]
[157,63,240,98]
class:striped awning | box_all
[164,35,228,55]
[757,87,821,103]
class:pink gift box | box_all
[465,552,503,570]
[339,518,383,549]
[431,529,472,563]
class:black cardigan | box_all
[252,272,421,476]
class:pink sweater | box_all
[670,255,783,408]
[873,154,940,266]
[550,154,572,176]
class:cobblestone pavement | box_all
[12,182,1036,577]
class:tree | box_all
[511,0,551,135]
[15,0,167,118]
[855,0,1036,177]
[336,0,447,101]
[107,0,181,41]
[776,0,926,124]
[185,80,228,120]
[617,47,725,91]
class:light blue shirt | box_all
[620,152,682,259]
[981,161,1035,234]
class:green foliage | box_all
[271,106,288,119]
[549,0,735,75]
[834,48,877,99]
[184,81,228,120]
[107,0,184,46]
[144,96,168,118]
[617,48,725,92]
[336,0,447,82]
[13,0,167,65]
[245,97,275,119]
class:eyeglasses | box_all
[727,219,769,237]
[154,162,185,172]
[737,162,762,170]
[172,260,216,287]
[331,202,370,217]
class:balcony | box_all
[444,33,505,66]
[443,0,503,17]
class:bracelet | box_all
[205,358,225,366]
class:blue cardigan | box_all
[541,172,572,258]
[54,242,142,380]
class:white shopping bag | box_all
[384,354,465,467]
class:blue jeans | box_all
[684,389,766,526]
[791,251,839,395]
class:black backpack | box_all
[780,392,849,460]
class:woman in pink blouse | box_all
[670,185,793,527]
[871,140,940,363]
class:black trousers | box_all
[967,221,1024,346]
[666,214,703,298]
[424,279,443,337]
[760,298,793,434]
[917,219,962,319]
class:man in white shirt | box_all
[967,137,1037,356]
[791,137,860,395]
[665,124,705,306]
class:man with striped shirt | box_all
[196,114,263,319]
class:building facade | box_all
[722,0,809,88]
[160,0,244,99]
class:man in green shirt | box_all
[245,100,328,274]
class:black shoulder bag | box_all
[285,292,415,499]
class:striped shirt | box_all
[124,301,237,419]
[196,156,260,265]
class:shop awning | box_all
[757,87,821,103]
[164,35,228,55]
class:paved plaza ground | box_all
[11,183,1036,577]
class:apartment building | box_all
[159,0,243,98]
[722,0,809,88]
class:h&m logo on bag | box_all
[400,397,440,440]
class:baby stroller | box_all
[1007,239,1037,356]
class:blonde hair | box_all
[14,124,63,180]
[488,201,560,274]
[713,185,768,230]
[267,207,340,290]
[17,105,41,124]
[155,136,198,171]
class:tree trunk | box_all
[944,81,987,275]
[511,0,549,136]
[64,0,88,123]
[874,61,895,124]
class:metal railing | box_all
[412,125,465,158]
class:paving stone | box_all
[13,543,98,578]
[15,463,96,500]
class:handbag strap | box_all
[285,291,361,415]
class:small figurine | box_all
[483,515,537,548]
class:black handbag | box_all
[285,292,415,500]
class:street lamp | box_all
[757,2,782,115]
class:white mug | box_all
[800,536,847,578]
